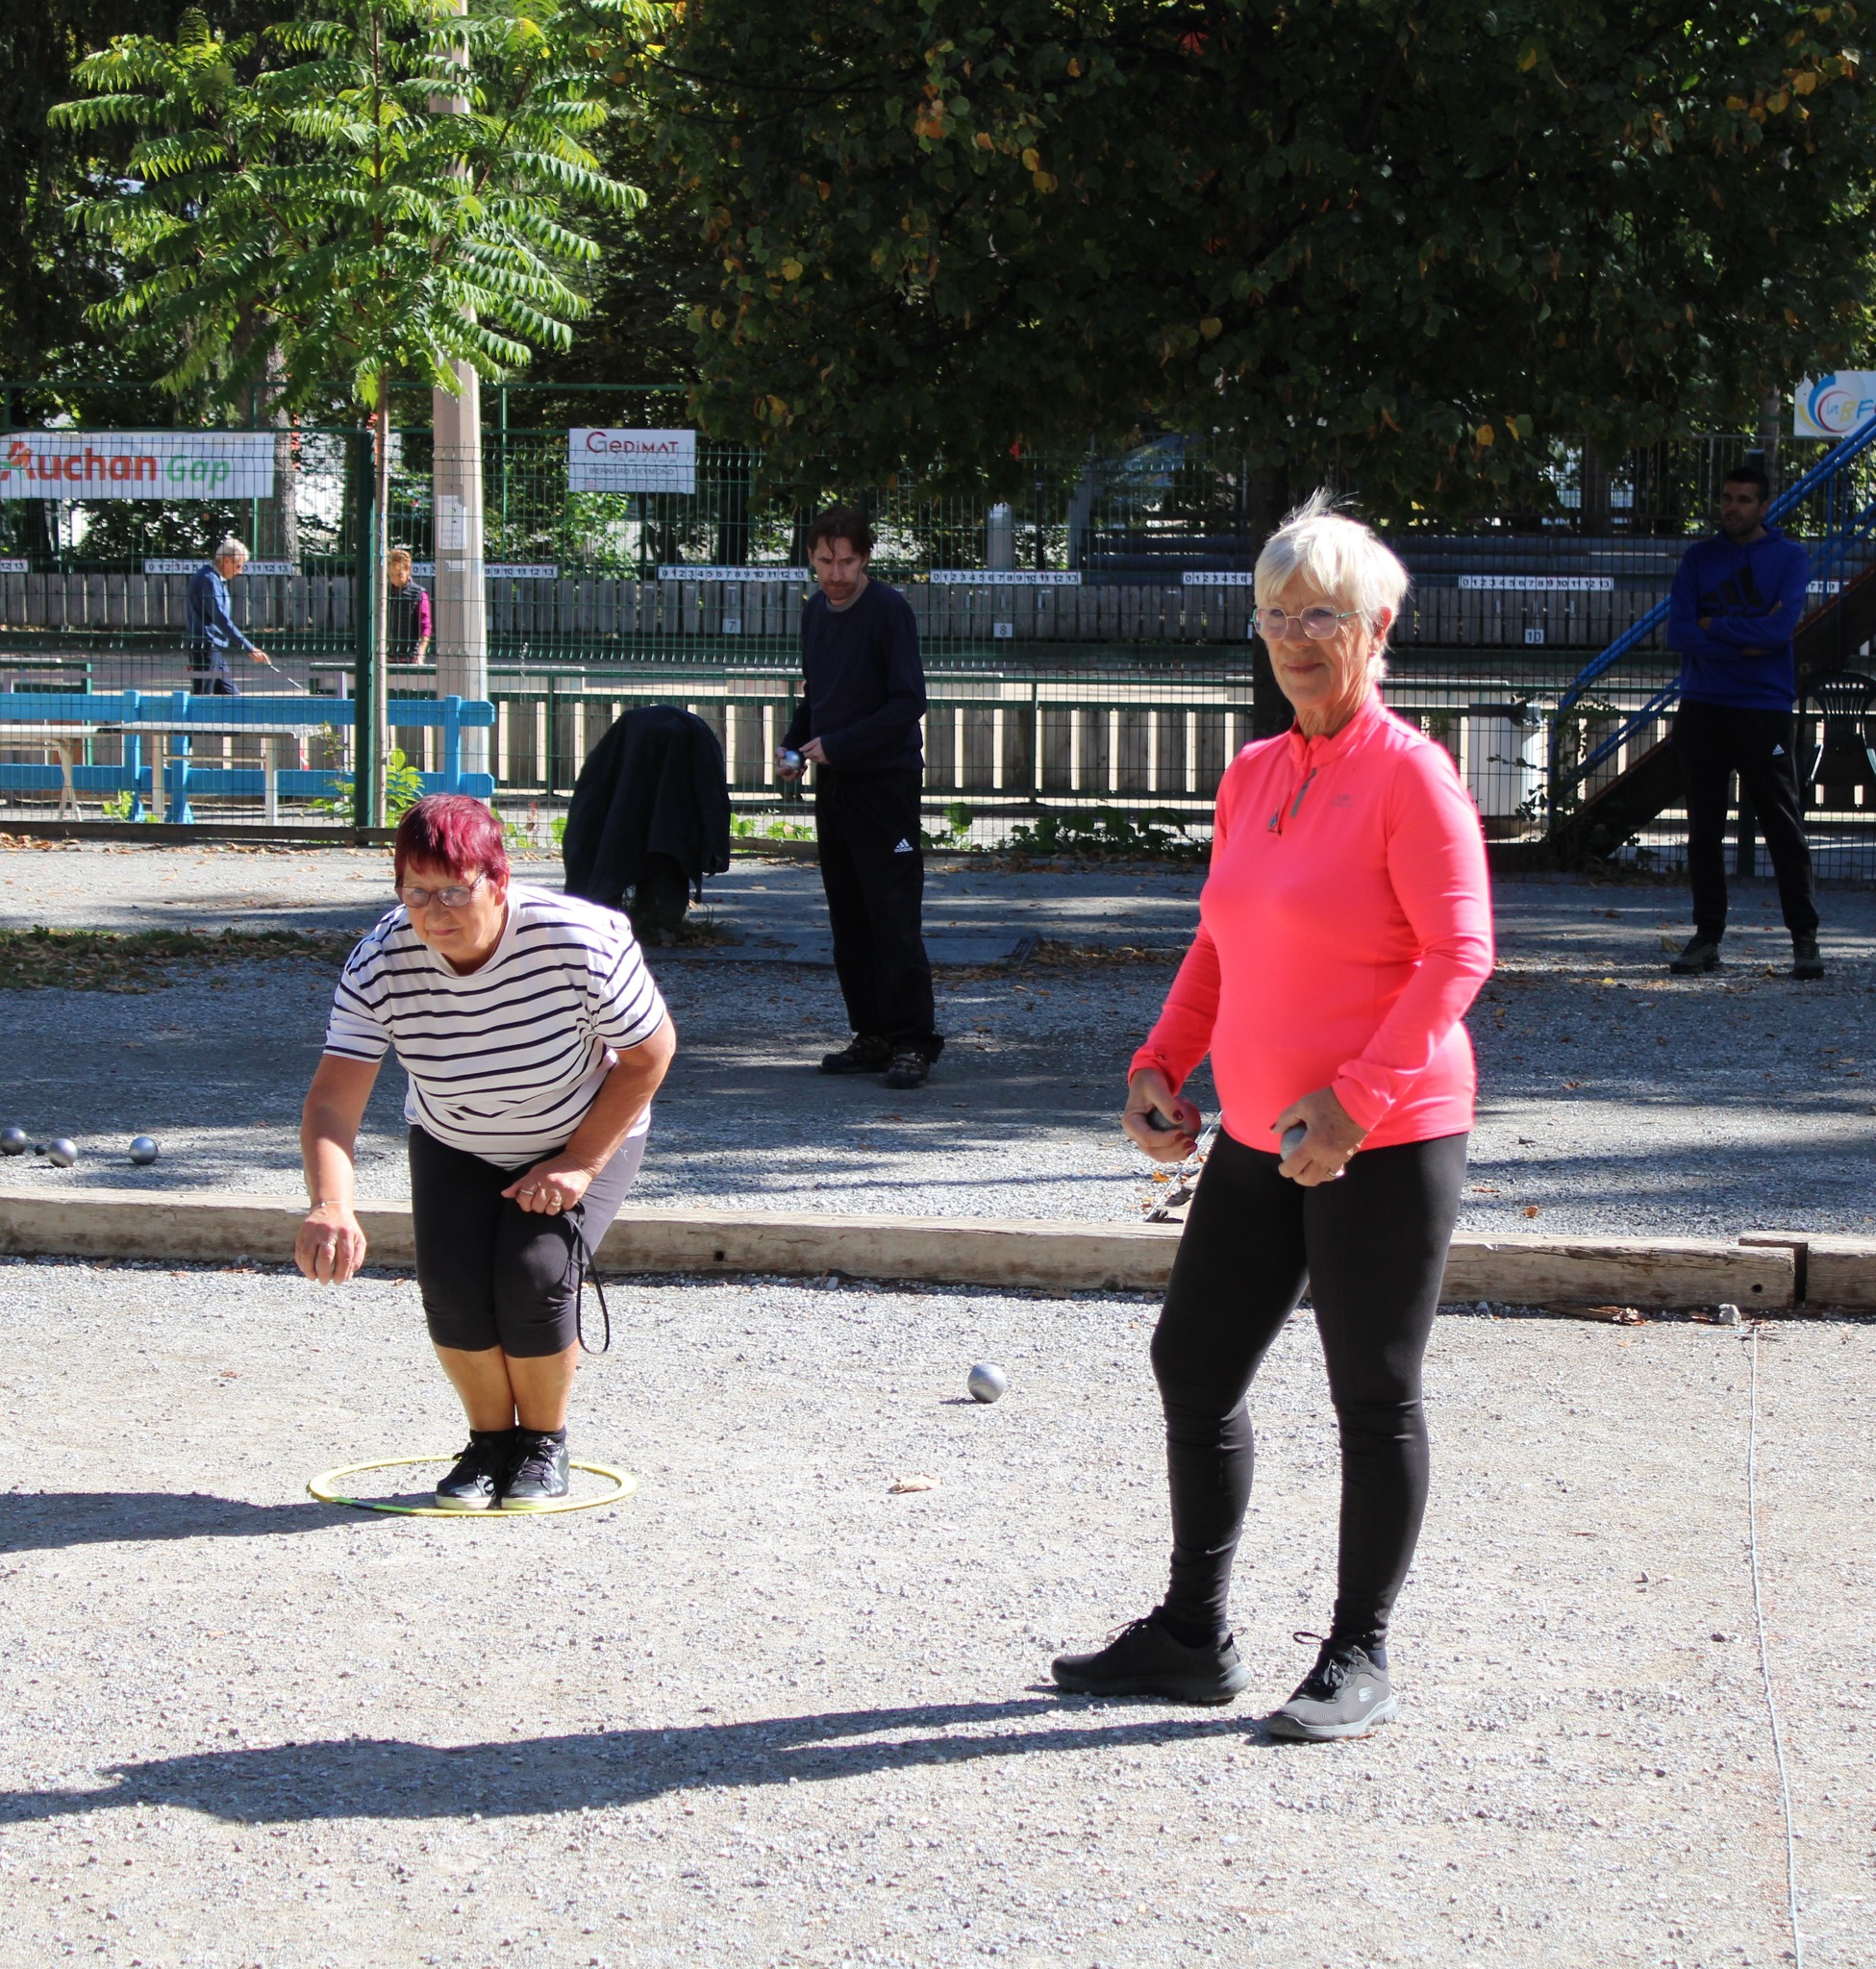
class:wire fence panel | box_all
[4,398,1875,866]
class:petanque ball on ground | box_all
[128,1135,160,1166]
[966,1361,1007,1405]
[0,1127,26,1157]
[44,1138,78,1169]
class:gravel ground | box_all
[2,841,1875,1235]
[0,1258,1868,1968]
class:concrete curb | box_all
[0,1187,1862,1309]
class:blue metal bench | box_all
[0,690,496,821]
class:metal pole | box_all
[352,426,380,830]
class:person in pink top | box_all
[1053,493,1494,1737]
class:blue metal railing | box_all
[1549,414,1876,802]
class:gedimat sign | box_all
[0,432,276,501]
[567,428,697,495]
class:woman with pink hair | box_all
[296,795,674,1509]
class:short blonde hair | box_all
[387,544,413,568]
[1254,491,1410,645]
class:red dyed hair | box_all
[393,795,509,892]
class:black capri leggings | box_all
[408,1126,646,1358]
[1151,1126,1467,1651]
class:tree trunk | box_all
[1756,384,1784,492]
[1244,461,1292,738]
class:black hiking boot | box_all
[499,1429,571,1510]
[1266,1634,1398,1741]
[1791,937,1825,981]
[1051,1612,1249,1706]
[435,1430,515,1512]
[1669,935,1722,975]
[820,1034,892,1075]
[883,1048,931,1090]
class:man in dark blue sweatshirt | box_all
[779,506,941,1087]
[1666,461,1822,979]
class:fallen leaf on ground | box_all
[889,1474,936,1494]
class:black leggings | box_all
[408,1126,645,1358]
[1151,1127,1467,1650]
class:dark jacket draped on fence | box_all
[561,704,733,910]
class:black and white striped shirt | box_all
[323,884,667,1167]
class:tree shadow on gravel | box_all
[0,1699,1272,1825]
[0,1491,354,1554]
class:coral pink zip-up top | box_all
[1131,695,1494,1152]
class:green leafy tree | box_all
[55,0,639,813]
[641,0,1875,513]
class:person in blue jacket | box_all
[777,506,941,1089]
[1665,461,1822,979]
[185,537,272,694]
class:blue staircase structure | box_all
[1547,415,1876,860]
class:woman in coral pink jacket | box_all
[1053,494,1493,1738]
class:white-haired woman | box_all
[1053,494,1493,1737]
[185,537,271,694]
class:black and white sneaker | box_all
[821,1034,892,1075]
[1051,1613,1249,1705]
[1266,1634,1397,1740]
[434,1430,514,1512]
[499,1430,570,1510]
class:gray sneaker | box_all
[1266,1635,1397,1741]
[1051,1612,1250,1705]
[1669,935,1722,975]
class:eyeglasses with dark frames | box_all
[397,875,487,910]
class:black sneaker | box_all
[435,1430,514,1512]
[883,1048,930,1090]
[1669,935,1722,975]
[1051,1613,1249,1705]
[1792,937,1825,981]
[820,1034,892,1075]
[499,1430,570,1510]
[1266,1635,1397,1741]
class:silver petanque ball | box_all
[966,1361,1007,1405]
[129,1135,160,1166]
[44,1137,78,1169]
[0,1126,26,1157]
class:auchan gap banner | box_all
[0,432,277,500]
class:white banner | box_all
[1457,574,1613,593]
[486,562,559,579]
[1182,571,1256,586]
[1,432,275,501]
[928,569,1082,586]
[1794,373,1876,440]
[144,557,296,576]
[567,428,696,494]
[0,559,28,574]
[658,564,808,583]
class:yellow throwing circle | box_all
[306,1455,637,1517]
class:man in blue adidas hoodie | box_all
[1666,461,1822,979]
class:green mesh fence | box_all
[2,385,1872,868]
